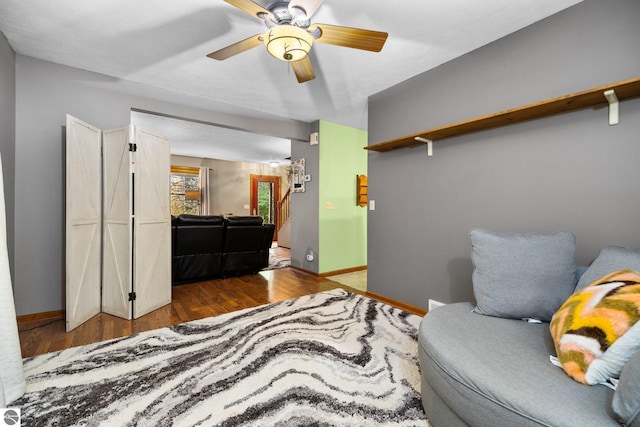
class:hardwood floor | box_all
[18,267,367,359]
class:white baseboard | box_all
[428,299,445,312]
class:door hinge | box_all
[129,143,137,152]
[128,292,136,301]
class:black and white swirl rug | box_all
[16,289,428,426]
[263,253,291,270]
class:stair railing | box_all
[277,188,290,231]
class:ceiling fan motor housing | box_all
[265,1,311,28]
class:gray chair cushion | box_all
[470,229,577,321]
[419,303,618,427]
[613,349,640,427]
[576,245,640,291]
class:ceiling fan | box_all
[207,0,388,83]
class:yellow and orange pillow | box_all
[550,269,640,385]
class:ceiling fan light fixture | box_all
[264,25,313,62]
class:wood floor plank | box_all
[18,267,364,358]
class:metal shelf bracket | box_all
[415,137,433,157]
[604,89,619,126]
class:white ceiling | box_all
[0,0,582,163]
[132,110,292,165]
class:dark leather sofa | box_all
[222,216,275,277]
[171,215,275,285]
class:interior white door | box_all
[102,126,132,319]
[132,126,171,318]
[65,115,102,331]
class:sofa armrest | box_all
[613,348,640,427]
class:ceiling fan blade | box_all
[288,0,324,19]
[224,0,274,21]
[310,24,388,52]
[291,57,315,83]
[207,34,264,60]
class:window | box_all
[170,166,201,216]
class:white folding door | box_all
[102,126,133,319]
[131,127,171,317]
[65,116,102,331]
[65,115,171,331]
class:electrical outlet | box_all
[325,201,334,210]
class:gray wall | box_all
[13,55,309,315]
[0,34,15,280]
[170,154,290,217]
[290,121,319,272]
[367,0,640,308]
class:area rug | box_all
[263,253,291,270]
[15,289,428,426]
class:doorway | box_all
[250,174,281,241]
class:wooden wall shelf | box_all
[356,174,368,207]
[365,76,640,153]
